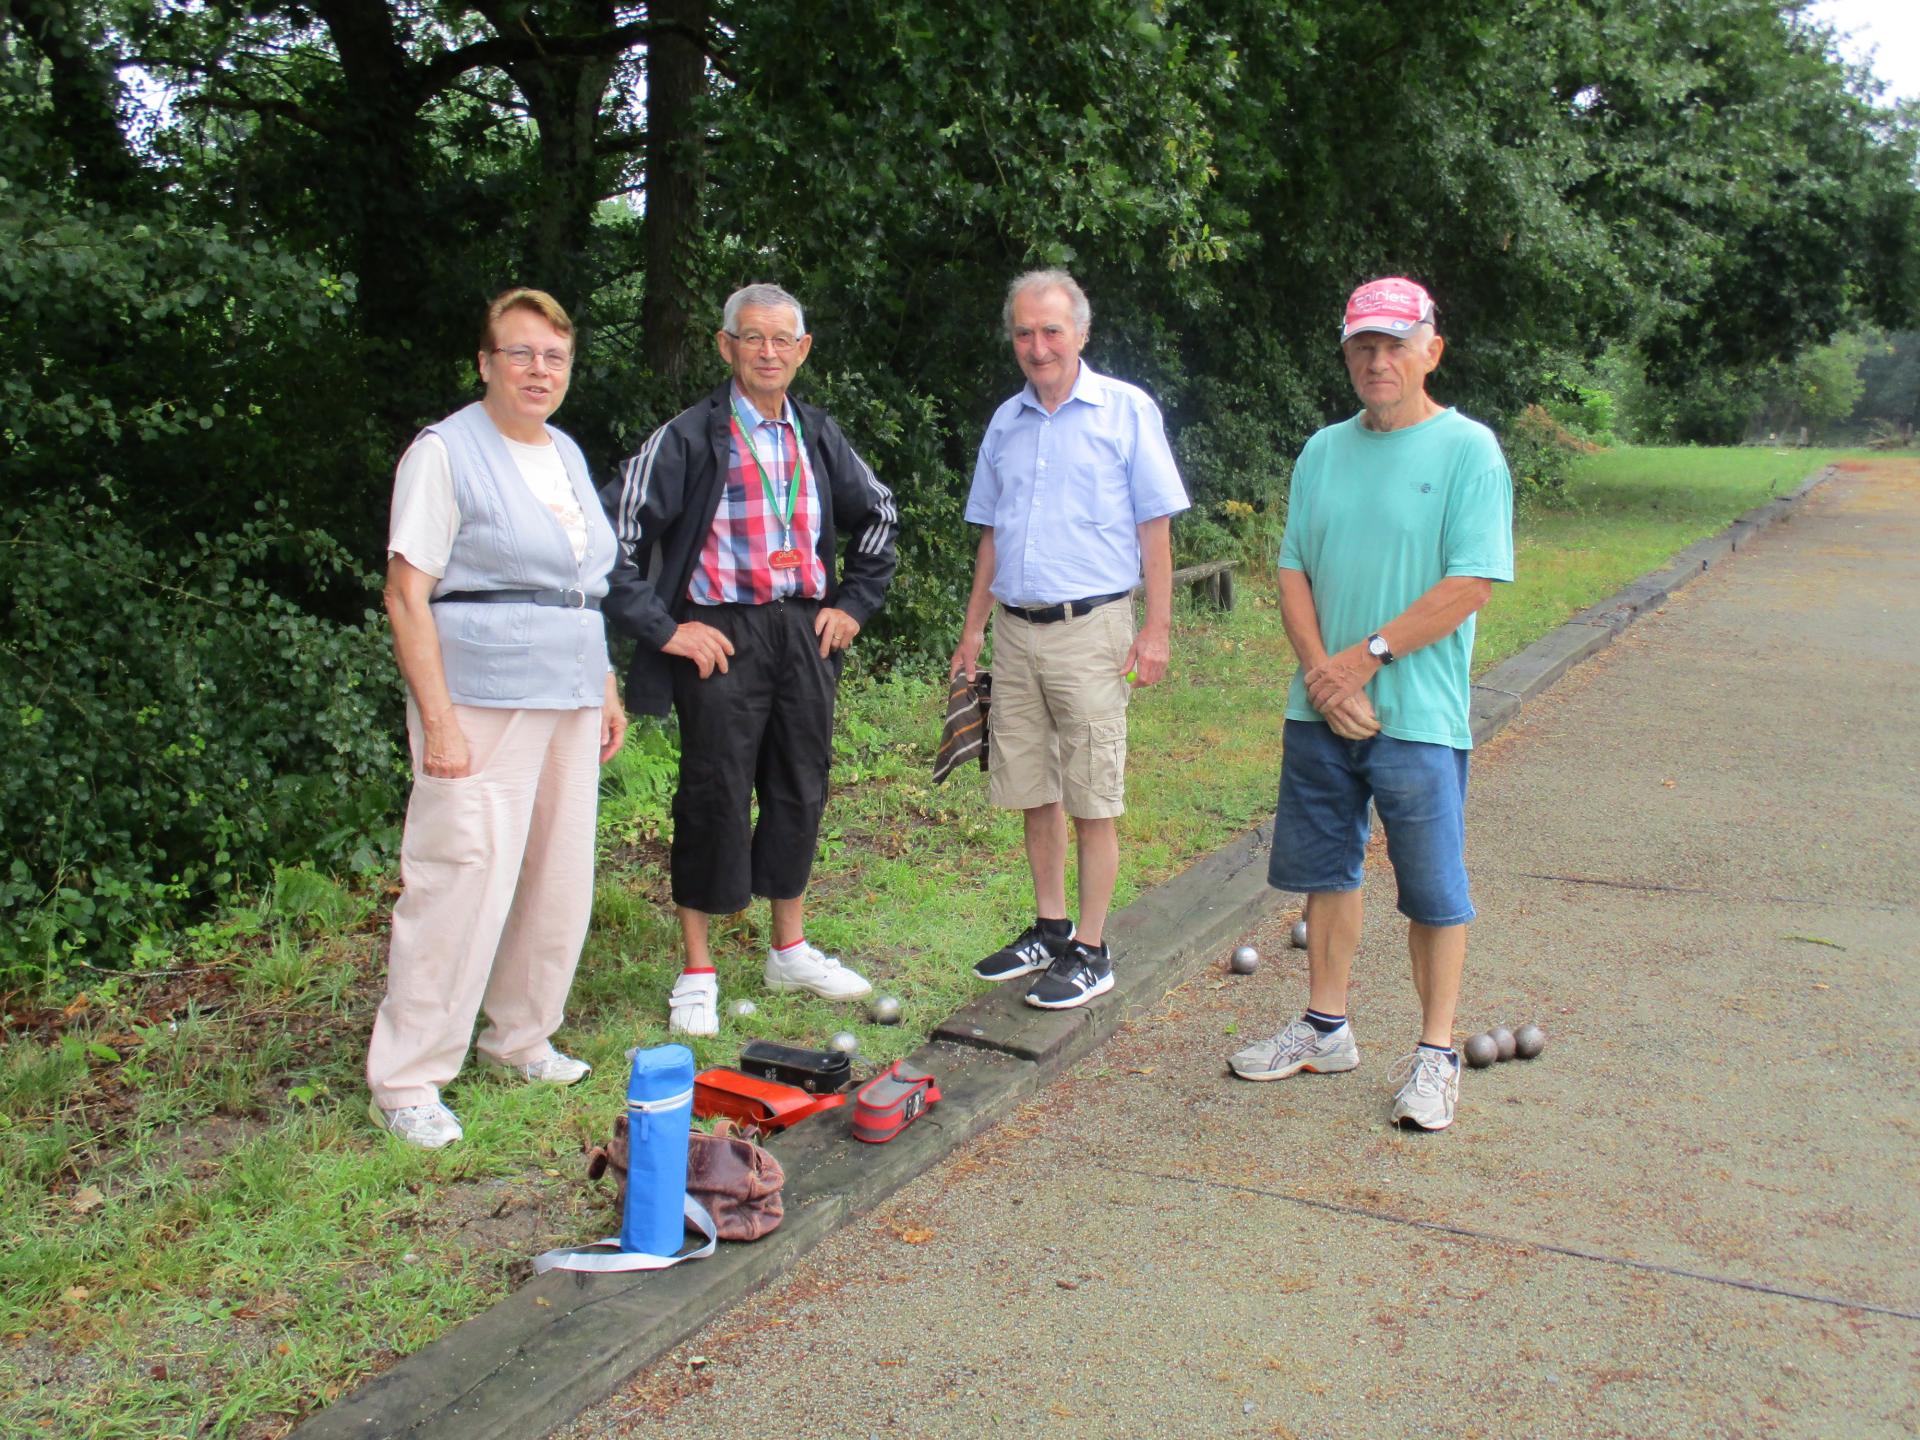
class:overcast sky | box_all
[1809,0,1920,105]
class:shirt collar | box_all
[730,382,791,430]
[1019,359,1108,414]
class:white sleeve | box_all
[387,435,460,579]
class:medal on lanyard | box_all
[733,404,806,571]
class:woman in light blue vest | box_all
[366,288,628,1149]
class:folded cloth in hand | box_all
[933,669,991,784]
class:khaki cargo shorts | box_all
[987,599,1133,819]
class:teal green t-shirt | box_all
[1279,408,1514,749]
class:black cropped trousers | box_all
[668,598,840,914]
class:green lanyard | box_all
[730,399,807,549]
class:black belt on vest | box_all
[1000,591,1130,625]
[432,588,602,611]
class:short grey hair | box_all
[1003,269,1091,339]
[722,283,806,337]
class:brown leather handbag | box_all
[587,1115,785,1242]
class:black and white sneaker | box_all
[974,922,1074,982]
[1023,941,1114,1010]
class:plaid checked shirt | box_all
[688,388,829,606]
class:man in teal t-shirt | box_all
[1228,277,1514,1132]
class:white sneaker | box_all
[764,941,873,1001]
[1228,1016,1359,1081]
[490,1050,592,1085]
[369,1096,463,1149]
[1388,1048,1461,1131]
[668,971,719,1037]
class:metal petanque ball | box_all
[1490,1026,1517,1062]
[870,995,903,1025]
[726,998,758,1019]
[1289,918,1309,950]
[1513,1023,1547,1059]
[829,1030,861,1056]
[1463,1033,1499,1069]
[1229,945,1260,975]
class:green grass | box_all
[0,446,1855,1437]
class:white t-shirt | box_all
[387,431,589,578]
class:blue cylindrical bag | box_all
[532,1043,716,1276]
[621,1043,694,1255]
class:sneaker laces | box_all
[1011,928,1052,960]
[1042,951,1091,986]
[1387,1049,1451,1097]
[1267,1017,1322,1062]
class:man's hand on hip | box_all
[814,606,860,658]
[663,620,734,678]
[1304,642,1378,712]
[1122,622,1171,687]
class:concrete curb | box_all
[296,462,1835,1440]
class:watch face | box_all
[1368,636,1387,657]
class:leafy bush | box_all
[802,369,969,669]
[1501,404,1597,510]
[0,495,405,978]
[1542,376,1619,448]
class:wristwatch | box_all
[1366,633,1395,665]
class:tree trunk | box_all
[515,33,621,309]
[641,0,707,378]
[7,0,148,202]
[310,0,457,431]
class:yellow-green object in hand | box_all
[1126,669,1139,685]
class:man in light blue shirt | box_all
[950,270,1189,1011]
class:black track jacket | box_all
[600,382,900,716]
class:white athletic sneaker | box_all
[764,941,873,1001]
[1228,1016,1360,1081]
[1388,1048,1461,1131]
[368,1097,463,1149]
[490,1050,592,1085]
[668,970,720,1037]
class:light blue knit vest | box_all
[423,402,617,710]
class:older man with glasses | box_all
[950,269,1189,1011]
[602,283,899,1035]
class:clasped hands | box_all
[1304,642,1382,740]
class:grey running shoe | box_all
[1228,1016,1359,1081]
[1388,1048,1460,1130]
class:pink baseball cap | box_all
[1341,277,1436,340]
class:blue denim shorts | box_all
[1268,719,1475,926]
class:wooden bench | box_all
[1170,557,1236,610]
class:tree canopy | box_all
[3,0,1917,962]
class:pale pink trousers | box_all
[367,701,602,1109]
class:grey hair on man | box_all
[1003,269,1091,339]
[723,283,806,337]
